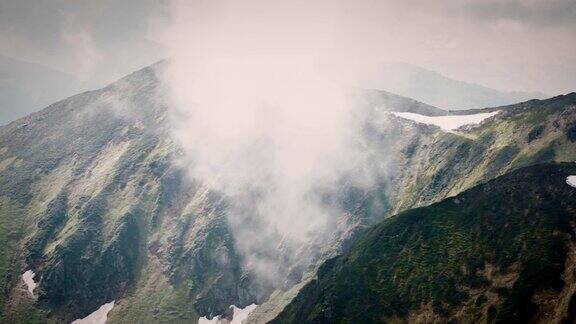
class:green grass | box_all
[0,197,24,311]
[274,163,576,323]
[109,266,199,324]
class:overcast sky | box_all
[1,0,575,94]
[0,0,165,88]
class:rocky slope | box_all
[273,163,576,323]
[0,63,255,323]
[0,61,574,323]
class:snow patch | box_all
[391,111,499,131]
[198,316,220,324]
[198,304,258,324]
[22,270,37,297]
[567,176,576,188]
[71,301,115,324]
[230,304,257,324]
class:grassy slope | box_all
[273,163,576,323]
[0,64,252,323]
[389,93,576,214]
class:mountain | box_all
[0,61,575,323]
[273,163,576,323]
[0,56,85,126]
[249,92,576,323]
[363,62,549,110]
[0,63,253,323]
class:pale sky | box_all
[1,0,575,94]
[0,0,165,89]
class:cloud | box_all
[61,13,102,81]
[1,0,575,94]
[160,0,379,291]
[156,0,576,293]
[0,0,163,88]
[465,0,576,27]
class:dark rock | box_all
[527,125,544,142]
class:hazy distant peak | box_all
[364,62,549,110]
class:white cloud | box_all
[61,13,102,81]
[161,0,374,288]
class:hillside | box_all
[0,61,575,323]
[248,92,576,323]
[273,163,576,323]
[387,93,576,214]
[0,63,252,323]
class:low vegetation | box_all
[273,163,576,323]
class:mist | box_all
[160,0,383,290]
[156,0,576,294]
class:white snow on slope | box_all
[71,301,115,324]
[230,304,258,324]
[198,304,258,324]
[391,111,499,131]
[567,176,576,188]
[199,316,220,324]
[22,270,37,297]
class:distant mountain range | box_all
[362,62,549,110]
